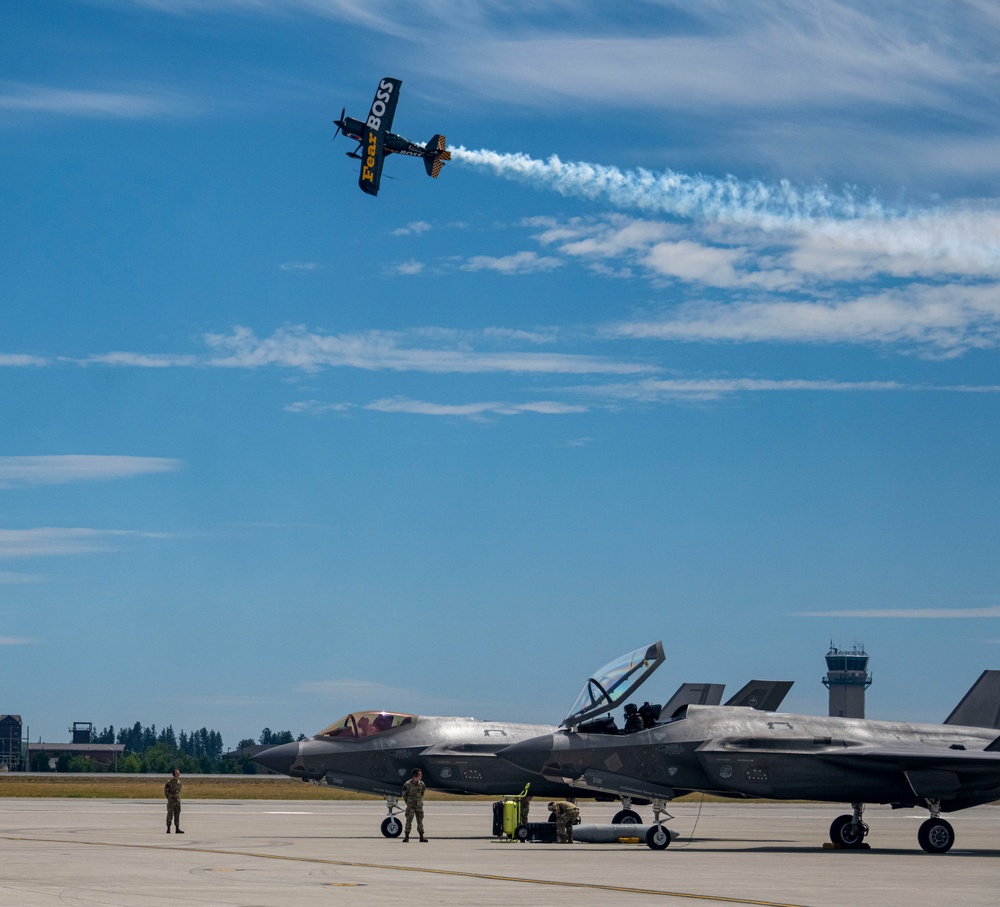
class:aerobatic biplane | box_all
[334,77,451,196]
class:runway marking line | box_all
[0,835,809,907]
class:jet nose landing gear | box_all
[380,795,404,838]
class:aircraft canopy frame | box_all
[562,641,665,728]
[317,711,414,739]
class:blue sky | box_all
[3,1,1000,747]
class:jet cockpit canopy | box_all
[317,711,414,739]
[561,641,665,728]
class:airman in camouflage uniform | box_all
[164,768,184,833]
[401,768,427,842]
[548,800,579,843]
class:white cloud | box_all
[284,400,353,415]
[461,251,563,274]
[610,284,1000,355]
[0,354,49,367]
[392,221,432,236]
[0,528,169,559]
[0,635,38,645]
[296,678,415,701]
[394,259,425,275]
[202,325,654,375]
[0,456,182,488]
[85,352,200,368]
[0,82,195,119]
[798,606,1000,618]
[0,572,42,585]
[366,396,587,418]
[571,376,1000,405]
[279,261,322,271]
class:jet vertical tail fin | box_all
[423,134,451,178]
[944,670,1000,728]
[660,683,725,719]
[725,680,794,712]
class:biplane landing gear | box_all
[918,800,954,854]
[829,803,869,848]
[380,795,403,838]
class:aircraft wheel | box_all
[514,823,530,842]
[917,818,954,854]
[829,814,867,848]
[646,825,671,850]
[613,809,642,825]
[381,816,403,838]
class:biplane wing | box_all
[358,78,401,197]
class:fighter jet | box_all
[499,667,1000,853]
[252,642,793,837]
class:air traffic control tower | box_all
[822,643,872,718]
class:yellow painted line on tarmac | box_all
[0,835,809,907]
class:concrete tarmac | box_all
[2,798,998,906]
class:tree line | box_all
[31,724,305,773]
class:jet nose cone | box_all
[252,741,300,776]
[498,735,556,776]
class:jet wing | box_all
[358,77,402,197]
[562,641,664,728]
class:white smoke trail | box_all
[450,147,1000,274]
[451,147,888,225]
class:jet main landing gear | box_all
[829,803,869,849]
[612,796,642,825]
[918,800,954,854]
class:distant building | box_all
[26,721,124,771]
[822,643,872,718]
[1,715,24,771]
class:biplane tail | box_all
[423,134,451,178]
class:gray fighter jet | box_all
[252,642,667,835]
[499,666,1000,853]
[252,641,794,836]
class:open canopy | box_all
[562,641,665,728]
[316,711,414,739]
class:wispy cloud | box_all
[279,261,322,272]
[609,285,1000,355]
[0,528,170,559]
[460,251,564,274]
[392,221,432,236]
[0,635,38,645]
[575,376,1000,404]
[366,396,587,418]
[0,456,182,488]
[85,352,200,368]
[394,259,425,275]
[0,82,195,120]
[0,354,50,367]
[798,606,1000,618]
[296,678,415,701]
[0,572,43,585]
[201,325,653,375]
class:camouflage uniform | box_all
[164,772,183,833]
[548,800,579,843]
[402,772,427,842]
